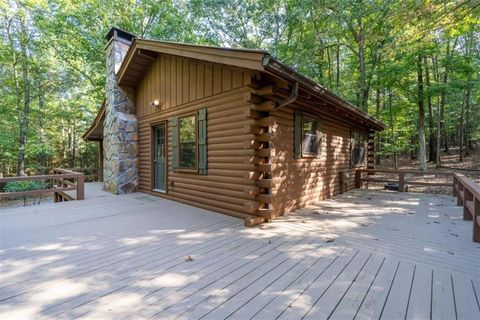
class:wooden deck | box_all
[1,184,479,319]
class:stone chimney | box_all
[103,27,138,194]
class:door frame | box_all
[151,121,168,193]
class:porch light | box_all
[152,100,160,107]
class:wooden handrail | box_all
[452,173,480,243]
[60,167,99,182]
[357,169,454,175]
[0,169,85,202]
[355,169,453,192]
[0,173,83,182]
[352,169,479,243]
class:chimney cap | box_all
[105,27,136,42]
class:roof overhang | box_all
[114,36,385,131]
[262,56,385,131]
[82,100,105,141]
[117,38,267,87]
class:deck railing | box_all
[354,169,453,192]
[0,168,84,202]
[62,167,99,182]
[352,169,479,243]
[453,173,480,243]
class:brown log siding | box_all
[134,52,371,220]
[136,53,257,218]
[270,105,367,216]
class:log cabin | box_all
[83,27,385,226]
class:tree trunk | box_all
[38,84,46,175]
[17,14,30,177]
[439,39,456,154]
[464,34,472,157]
[436,96,441,167]
[410,136,417,160]
[336,41,340,92]
[388,90,398,170]
[439,85,447,153]
[424,57,435,162]
[375,86,381,165]
[326,46,332,88]
[465,77,471,156]
[61,118,67,160]
[459,89,466,162]
[417,55,426,171]
[358,17,368,112]
[72,119,76,168]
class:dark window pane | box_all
[351,131,366,166]
[302,116,320,155]
[179,115,196,168]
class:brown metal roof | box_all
[113,34,385,131]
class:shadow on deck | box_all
[0,183,479,319]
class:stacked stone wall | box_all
[103,39,138,194]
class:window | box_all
[351,130,366,167]
[172,109,207,174]
[178,115,197,169]
[302,115,321,156]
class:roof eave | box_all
[117,38,266,87]
[262,55,385,131]
[115,36,385,131]
[82,100,106,141]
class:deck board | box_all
[250,247,348,320]
[302,251,372,320]
[405,264,432,320]
[432,270,457,320]
[276,248,360,319]
[379,261,415,319]
[451,273,480,320]
[351,257,400,320]
[1,185,478,319]
[328,255,385,320]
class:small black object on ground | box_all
[384,182,408,192]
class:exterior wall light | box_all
[152,100,160,107]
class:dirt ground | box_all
[379,147,479,173]
[374,147,479,194]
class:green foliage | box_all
[0,0,479,175]
[4,180,47,193]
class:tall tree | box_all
[424,56,436,162]
[417,54,427,171]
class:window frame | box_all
[177,113,198,172]
[350,129,367,168]
[301,113,322,158]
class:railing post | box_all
[473,198,480,243]
[464,189,473,221]
[77,174,85,200]
[355,170,362,189]
[399,172,405,192]
[457,183,464,206]
[452,175,457,197]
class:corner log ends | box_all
[241,85,279,227]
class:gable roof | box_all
[117,38,267,87]
[117,37,384,131]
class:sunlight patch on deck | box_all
[1,184,478,319]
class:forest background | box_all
[1,0,479,177]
